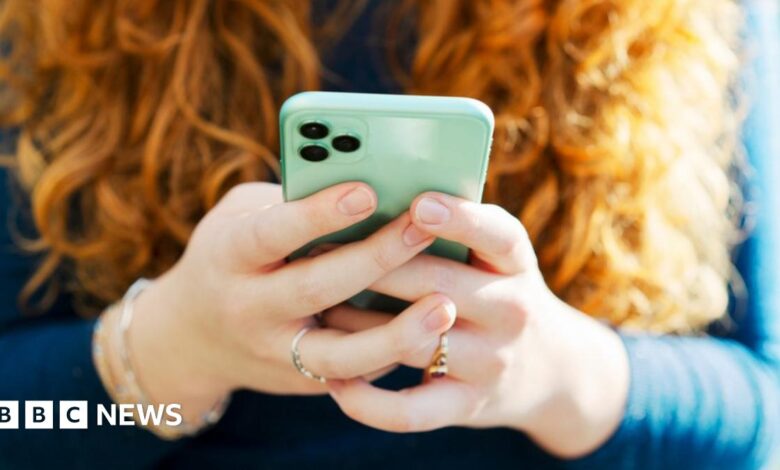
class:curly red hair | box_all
[0,0,744,332]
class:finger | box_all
[410,193,536,275]
[363,365,399,383]
[263,213,435,318]
[370,254,522,329]
[324,304,491,380]
[328,378,478,433]
[295,295,456,380]
[225,182,377,268]
[216,182,283,214]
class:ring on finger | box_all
[425,332,449,379]
[291,324,327,384]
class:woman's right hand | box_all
[105,182,457,423]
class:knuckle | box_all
[250,213,270,246]
[370,244,398,274]
[318,352,350,379]
[460,208,483,240]
[487,203,513,220]
[506,222,536,267]
[498,291,529,331]
[484,348,513,380]
[430,260,456,294]
[493,234,520,259]
[222,210,271,262]
[295,201,329,234]
[390,323,419,360]
[514,225,536,260]
[222,183,278,210]
[220,287,276,361]
[222,183,253,204]
[296,269,331,312]
[396,332,425,361]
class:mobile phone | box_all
[280,91,493,264]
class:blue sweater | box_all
[0,1,778,468]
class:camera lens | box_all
[332,135,361,153]
[299,144,329,162]
[299,122,329,139]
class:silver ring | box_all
[291,325,327,383]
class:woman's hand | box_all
[101,182,457,424]
[323,192,631,459]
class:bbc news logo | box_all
[0,401,182,430]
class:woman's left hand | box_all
[323,192,630,459]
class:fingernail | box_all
[416,198,450,225]
[423,301,456,332]
[403,223,432,246]
[337,186,374,216]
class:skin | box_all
[98,181,629,459]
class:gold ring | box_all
[426,332,449,379]
[291,325,327,383]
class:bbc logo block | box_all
[0,401,19,429]
[59,401,88,429]
[0,401,88,430]
[0,401,183,430]
[25,401,53,429]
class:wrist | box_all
[125,272,233,423]
[518,299,629,459]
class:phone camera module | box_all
[299,144,329,162]
[332,135,361,153]
[299,122,329,139]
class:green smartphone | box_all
[280,91,494,264]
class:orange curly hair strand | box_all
[0,0,744,332]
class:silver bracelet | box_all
[115,278,230,439]
[116,279,153,404]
